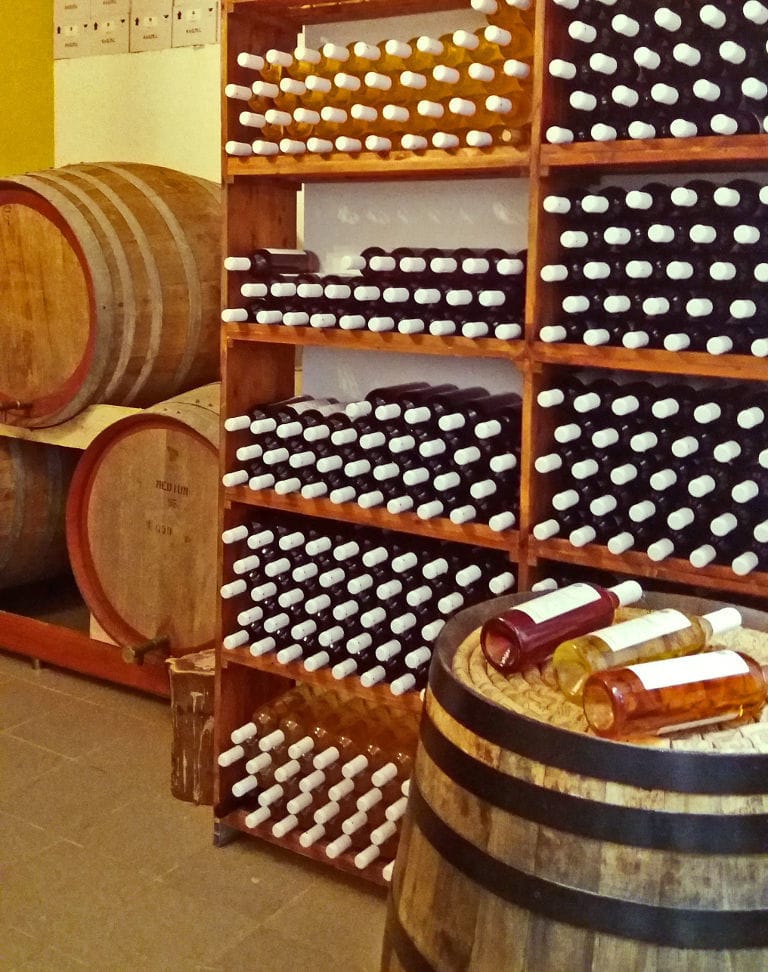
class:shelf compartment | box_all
[531,344,768,381]
[532,539,768,602]
[224,486,519,553]
[224,323,526,361]
[227,0,465,20]
[225,145,530,183]
[217,808,388,887]
[220,646,422,712]
[539,135,768,172]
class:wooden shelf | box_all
[224,486,519,552]
[225,144,530,183]
[532,539,768,602]
[223,323,527,362]
[531,344,768,381]
[227,0,465,20]
[0,403,142,450]
[217,808,388,887]
[539,134,768,172]
[221,646,422,712]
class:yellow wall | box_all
[0,4,54,176]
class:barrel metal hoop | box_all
[409,783,768,950]
[420,714,768,854]
[429,659,768,795]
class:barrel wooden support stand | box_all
[168,650,215,805]
[0,610,170,696]
[0,404,169,697]
[382,592,768,972]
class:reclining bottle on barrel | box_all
[582,650,768,739]
[553,606,742,701]
[480,579,642,673]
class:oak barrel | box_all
[0,438,78,590]
[65,384,220,656]
[0,162,220,427]
[382,591,768,972]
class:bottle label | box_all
[628,650,749,690]
[594,609,691,653]
[655,711,741,736]
[514,583,600,623]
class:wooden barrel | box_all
[65,384,220,656]
[382,591,768,972]
[0,438,78,590]
[0,162,220,427]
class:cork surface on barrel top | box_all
[453,607,768,753]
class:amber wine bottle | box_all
[582,650,768,739]
[553,606,742,701]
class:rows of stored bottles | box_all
[218,685,418,881]
[224,0,533,158]
[533,372,768,574]
[538,176,768,355]
[479,578,768,739]
[222,381,520,529]
[220,509,515,694]
[222,246,526,340]
[546,0,768,144]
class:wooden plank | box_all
[226,145,530,183]
[531,540,768,602]
[217,808,388,886]
[0,611,170,696]
[223,486,520,552]
[228,0,472,25]
[531,343,768,382]
[0,403,142,450]
[540,134,768,172]
[224,323,527,362]
[221,646,423,712]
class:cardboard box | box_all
[92,14,130,54]
[92,0,130,17]
[171,1,218,47]
[54,20,94,59]
[129,0,173,52]
[54,0,92,22]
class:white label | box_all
[514,583,600,623]
[595,609,691,653]
[656,711,741,735]
[629,650,749,690]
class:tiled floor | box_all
[0,649,387,971]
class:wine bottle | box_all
[481,580,642,672]
[583,650,768,739]
[553,606,742,701]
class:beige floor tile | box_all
[0,731,68,801]
[0,757,134,841]
[0,927,47,968]
[7,690,153,759]
[159,833,324,924]
[262,869,387,970]
[78,789,213,878]
[208,926,359,972]
[12,946,89,970]
[84,719,174,794]
[0,677,70,734]
[0,810,61,868]
[74,876,258,970]
[0,649,40,680]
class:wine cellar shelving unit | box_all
[215,0,768,881]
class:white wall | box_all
[54,44,221,181]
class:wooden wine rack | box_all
[216,0,768,882]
